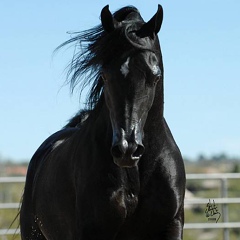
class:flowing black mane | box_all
[57,6,158,110]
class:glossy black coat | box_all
[20,5,185,240]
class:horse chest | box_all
[110,187,138,219]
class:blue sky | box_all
[1,0,239,162]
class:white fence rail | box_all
[184,173,240,240]
[0,177,24,237]
[1,174,240,239]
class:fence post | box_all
[221,178,229,240]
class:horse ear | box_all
[101,5,115,33]
[136,4,163,39]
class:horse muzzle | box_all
[111,127,145,168]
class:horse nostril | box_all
[111,140,128,159]
[111,145,123,159]
[111,142,145,161]
[132,144,145,159]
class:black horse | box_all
[20,5,185,240]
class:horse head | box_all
[101,5,163,168]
